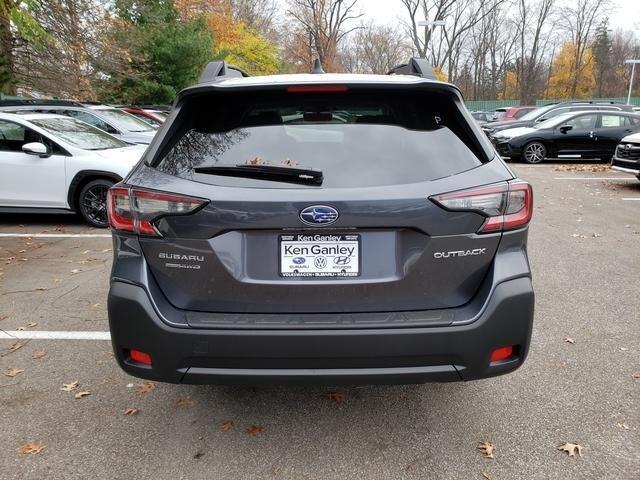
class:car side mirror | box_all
[22,142,50,157]
[559,125,573,133]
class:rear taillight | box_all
[107,186,207,236]
[431,181,533,234]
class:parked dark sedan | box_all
[492,111,640,163]
[482,101,635,136]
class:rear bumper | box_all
[108,276,534,385]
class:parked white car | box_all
[611,131,640,181]
[0,102,157,144]
[0,112,146,227]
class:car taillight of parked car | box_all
[431,181,533,233]
[107,186,207,236]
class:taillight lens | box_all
[431,181,533,233]
[107,186,207,236]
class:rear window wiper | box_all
[193,164,323,186]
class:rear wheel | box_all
[522,142,547,164]
[78,179,113,228]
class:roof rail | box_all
[0,99,83,107]
[198,61,250,84]
[388,58,436,80]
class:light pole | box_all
[417,20,445,62]
[625,59,640,105]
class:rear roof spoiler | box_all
[388,58,436,80]
[198,61,250,84]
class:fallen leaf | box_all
[70,269,80,274]
[3,368,25,378]
[35,287,47,291]
[323,391,346,403]
[558,442,583,457]
[53,278,62,283]
[177,397,194,408]
[632,373,640,379]
[4,341,24,355]
[27,322,38,328]
[246,425,265,436]
[101,248,112,253]
[124,407,139,416]
[74,391,91,399]
[18,442,46,454]
[478,441,495,459]
[221,420,234,432]
[135,382,155,395]
[619,347,629,351]
[91,303,101,308]
[271,465,283,476]
[32,349,46,359]
[82,250,91,254]
[18,249,26,253]
[193,450,205,459]
[61,381,79,392]
[481,473,493,480]
[617,423,629,430]
[564,337,575,344]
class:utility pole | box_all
[626,60,640,105]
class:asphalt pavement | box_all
[0,163,638,480]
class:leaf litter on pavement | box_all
[558,442,583,457]
[18,442,46,454]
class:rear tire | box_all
[78,179,113,228]
[522,142,547,164]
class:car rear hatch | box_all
[121,80,518,317]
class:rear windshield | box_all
[154,90,487,188]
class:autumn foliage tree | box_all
[545,42,596,99]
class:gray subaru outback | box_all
[107,59,534,385]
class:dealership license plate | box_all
[279,234,360,277]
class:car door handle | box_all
[589,131,594,138]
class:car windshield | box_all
[31,117,129,150]
[519,104,554,121]
[532,113,575,129]
[93,108,154,132]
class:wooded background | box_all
[0,0,638,105]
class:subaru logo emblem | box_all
[299,205,339,226]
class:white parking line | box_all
[0,233,111,238]
[553,177,637,181]
[622,198,640,201]
[0,330,111,340]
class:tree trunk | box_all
[0,5,16,95]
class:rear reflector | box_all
[287,84,349,93]
[129,349,152,365]
[430,180,533,233]
[107,186,207,237]
[490,346,514,362]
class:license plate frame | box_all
[279,233,361,278]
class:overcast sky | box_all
[361,0,640,32]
